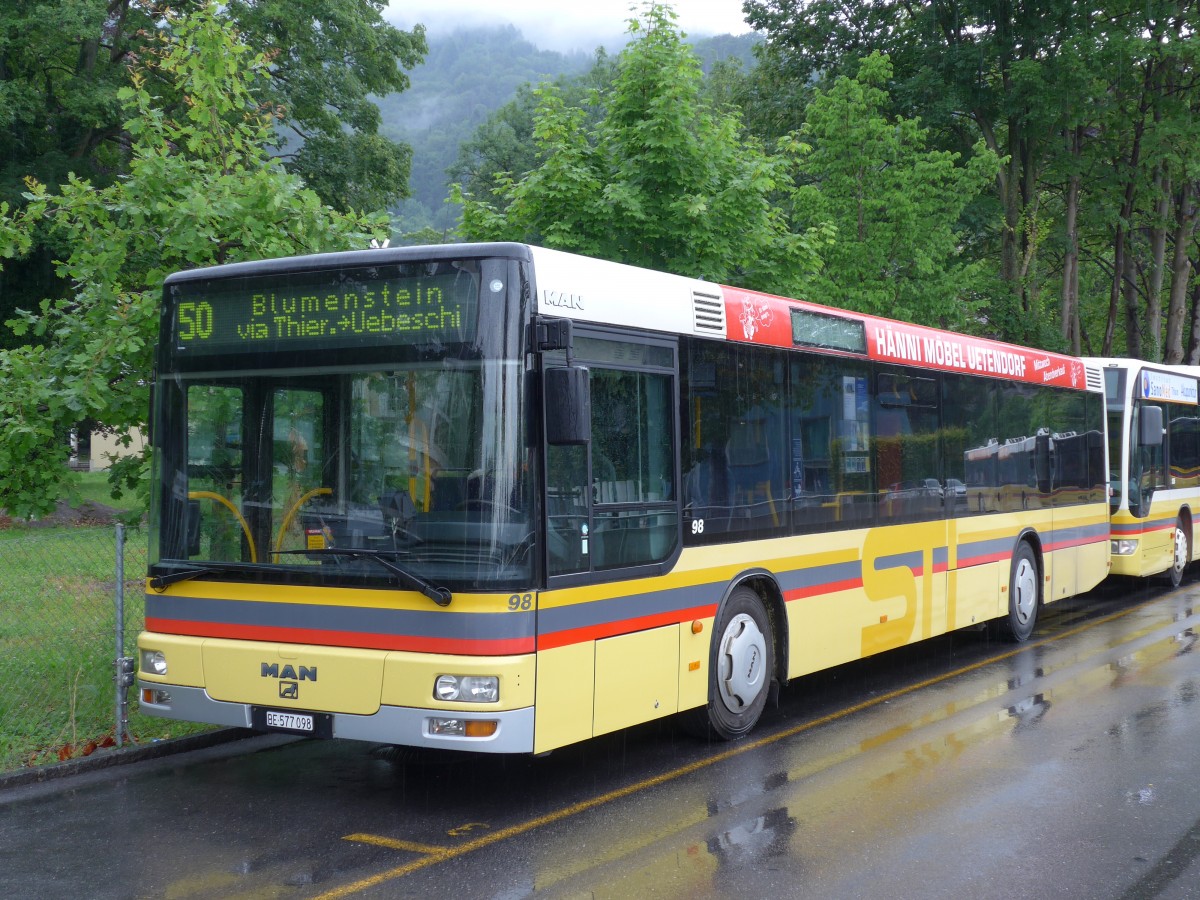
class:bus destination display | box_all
[170,269,478,354]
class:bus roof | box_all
[528,246,1094,392]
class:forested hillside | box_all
[378,25,762,235]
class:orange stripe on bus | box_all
[144,618,535,656]
[783,578,863,601]
[535,604,717,650]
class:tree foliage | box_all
[0,0,424,213]
[446,50,615,226]
[455,3,825,294]
[744,0,1200,357]
[222,0,426,213]
[0,4,388,518]
[0,0,423,346]
[791,53,999,325]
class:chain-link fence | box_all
[0,524,156,773]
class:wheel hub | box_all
[717,613,767,713]
[1013,557,1037,624]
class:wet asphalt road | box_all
[2,577,1199,899]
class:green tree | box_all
[221,0,426,213]
[791,53,999,326]
[0,1,423,343]
[1075,3,1200,361]
[744,0,1200,360]
[0,4,387,518]
[0,0,424,212]
[448,50,615,224]
[744,0,1090,343]
[455,2,824,293]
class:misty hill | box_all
[377,25,762,235]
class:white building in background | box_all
[74,428,147,471]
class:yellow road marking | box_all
[447,822,490,836]
[316,595,1168,899]
[343,834,448,855]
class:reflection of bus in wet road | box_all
[138,243,1110,755]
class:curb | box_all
[0,728,256,792]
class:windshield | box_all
[152,362,531,590]
[150,254,532,591]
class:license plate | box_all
[251,706,332,737]
[265,710,313,732]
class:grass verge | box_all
[0,524,214,772]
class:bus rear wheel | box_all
[1164,518,1190,589]
[1002,541,1040,643]
[701,586,774,740]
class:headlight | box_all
[141,649,168,676]
[434,674,499,703]
[1111,539,1138,555]
[428,717,498,738]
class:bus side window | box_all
[943,374,998,517]
[874,373,940,523]
[1169,414,1200,488]
[789,356,874,533]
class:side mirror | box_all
[545,365,591,445]
[1140,405,1163,448]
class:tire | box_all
[1002,541,1040,643]
[697,586,775,740]
[1164,518,1190,589]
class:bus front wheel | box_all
[702,586,774,740]
[1164,518,1190,589]
[1002,541,1040,643]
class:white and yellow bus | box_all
[1089,359,1200,587]
[138,243,1110,753]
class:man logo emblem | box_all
[279,682,299,700]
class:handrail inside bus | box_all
[273,487,334,561]
[188,490,258,563]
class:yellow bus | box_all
[138,243,1109,753]
[1090,359,1200,586]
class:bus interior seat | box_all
[726,420,778,525]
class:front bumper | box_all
[137,682,535,753]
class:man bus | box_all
[1089,359,1200,587]
[139,243,1108,753]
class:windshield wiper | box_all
[149,562,269,591]
[276,548,452,607]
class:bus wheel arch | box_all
[736,573,788,693]
[697,575,784,740]
[1002,535,1042,643]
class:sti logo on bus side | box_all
[260,663,317,682]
